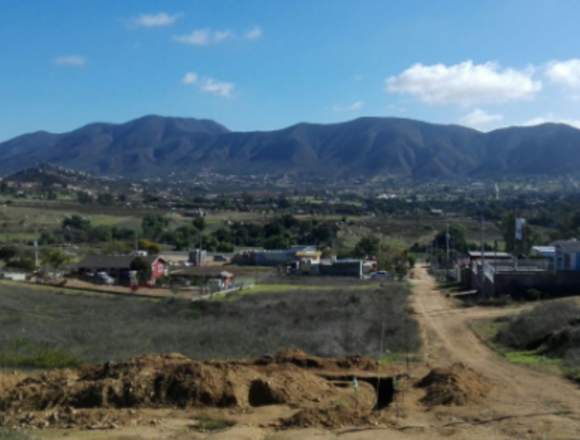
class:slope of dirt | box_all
[0,351,389,431]
[416,363,491,406]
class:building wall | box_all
[494,271,580,299]
[319,261,363,278]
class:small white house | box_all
[1,271,27,281]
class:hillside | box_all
[0,115,579,179]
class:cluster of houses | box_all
[458,239,580,298]
[3,243,372,293]
[232,245,375,278]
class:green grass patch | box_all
[0,339,82,369]
[194,415,234,432]
[470,319,506,343]
[471,318,569,377]
[379,352,421,365]
[504,351,561,367]
[0,429,35,440]
[213,282,381,301]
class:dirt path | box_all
[409,264,580,438]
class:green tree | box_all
[62,215,91,231]
[138,239,161,255]
[433,225,467,253]
[0,245,18,262]
[353,236,380,258]
[192,216,206,232]
[40,249,71,270]
[130,256,151,283]
[97,193,115,206]
[142,214,169,240]
[76,191,93,204]
[501,213,537,254]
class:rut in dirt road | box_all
[410,265,580,432]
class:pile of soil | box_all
[416,363,491,407]
[256,349,379,371]
[282,381,376,428]
[0,352,381,416]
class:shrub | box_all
[496,300,580,351]
[0,339,81,369]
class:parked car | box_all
[94,271,115,285]
[370,271,391,279]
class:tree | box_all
[192,216,206,232]
[97,193,114,206]
[0,245,18,262]
[138,239,160,255]
[353,236,380,258]
[130,256,151,283]
[264,234,291,250]
[373,239,411,279]
[142,214,168,240]
[88,225,113,243]
[433,225,467,253]
[501,213,537,255]
[40,248,71,270]
[76,191,93,204]
[62,215,91,231]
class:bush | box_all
[0,339,81,369]
[524,288,543,301]
[496,300,580,351]
[0,282,420,363]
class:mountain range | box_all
[1,115,579,180]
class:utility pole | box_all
[33,239,39,270]
[445,223,450,269]
[479,212,485,295]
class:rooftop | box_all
[467,251,511,259]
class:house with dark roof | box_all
[75,255,167,285]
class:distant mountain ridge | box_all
[1,114,579,179]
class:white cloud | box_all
[332,100,364,112]
[545,59,580,90]
[130,12,180,28]
[200,77,235,97]
[460,108,503,130]
[386,60,541,105]
[173,28,233,46]
[522,115,580,129]
[182,72,198,85]
[245,26,263,40]
[53,55,86,67]
[183,72,234,97]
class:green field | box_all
[0,280,420,367]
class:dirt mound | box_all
[416,363,491,407]
[282,381,376,428]
[0,353,353,414]
[257,349,379,371]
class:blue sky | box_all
[2,0,580,141]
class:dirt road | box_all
[409,264,580,439]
